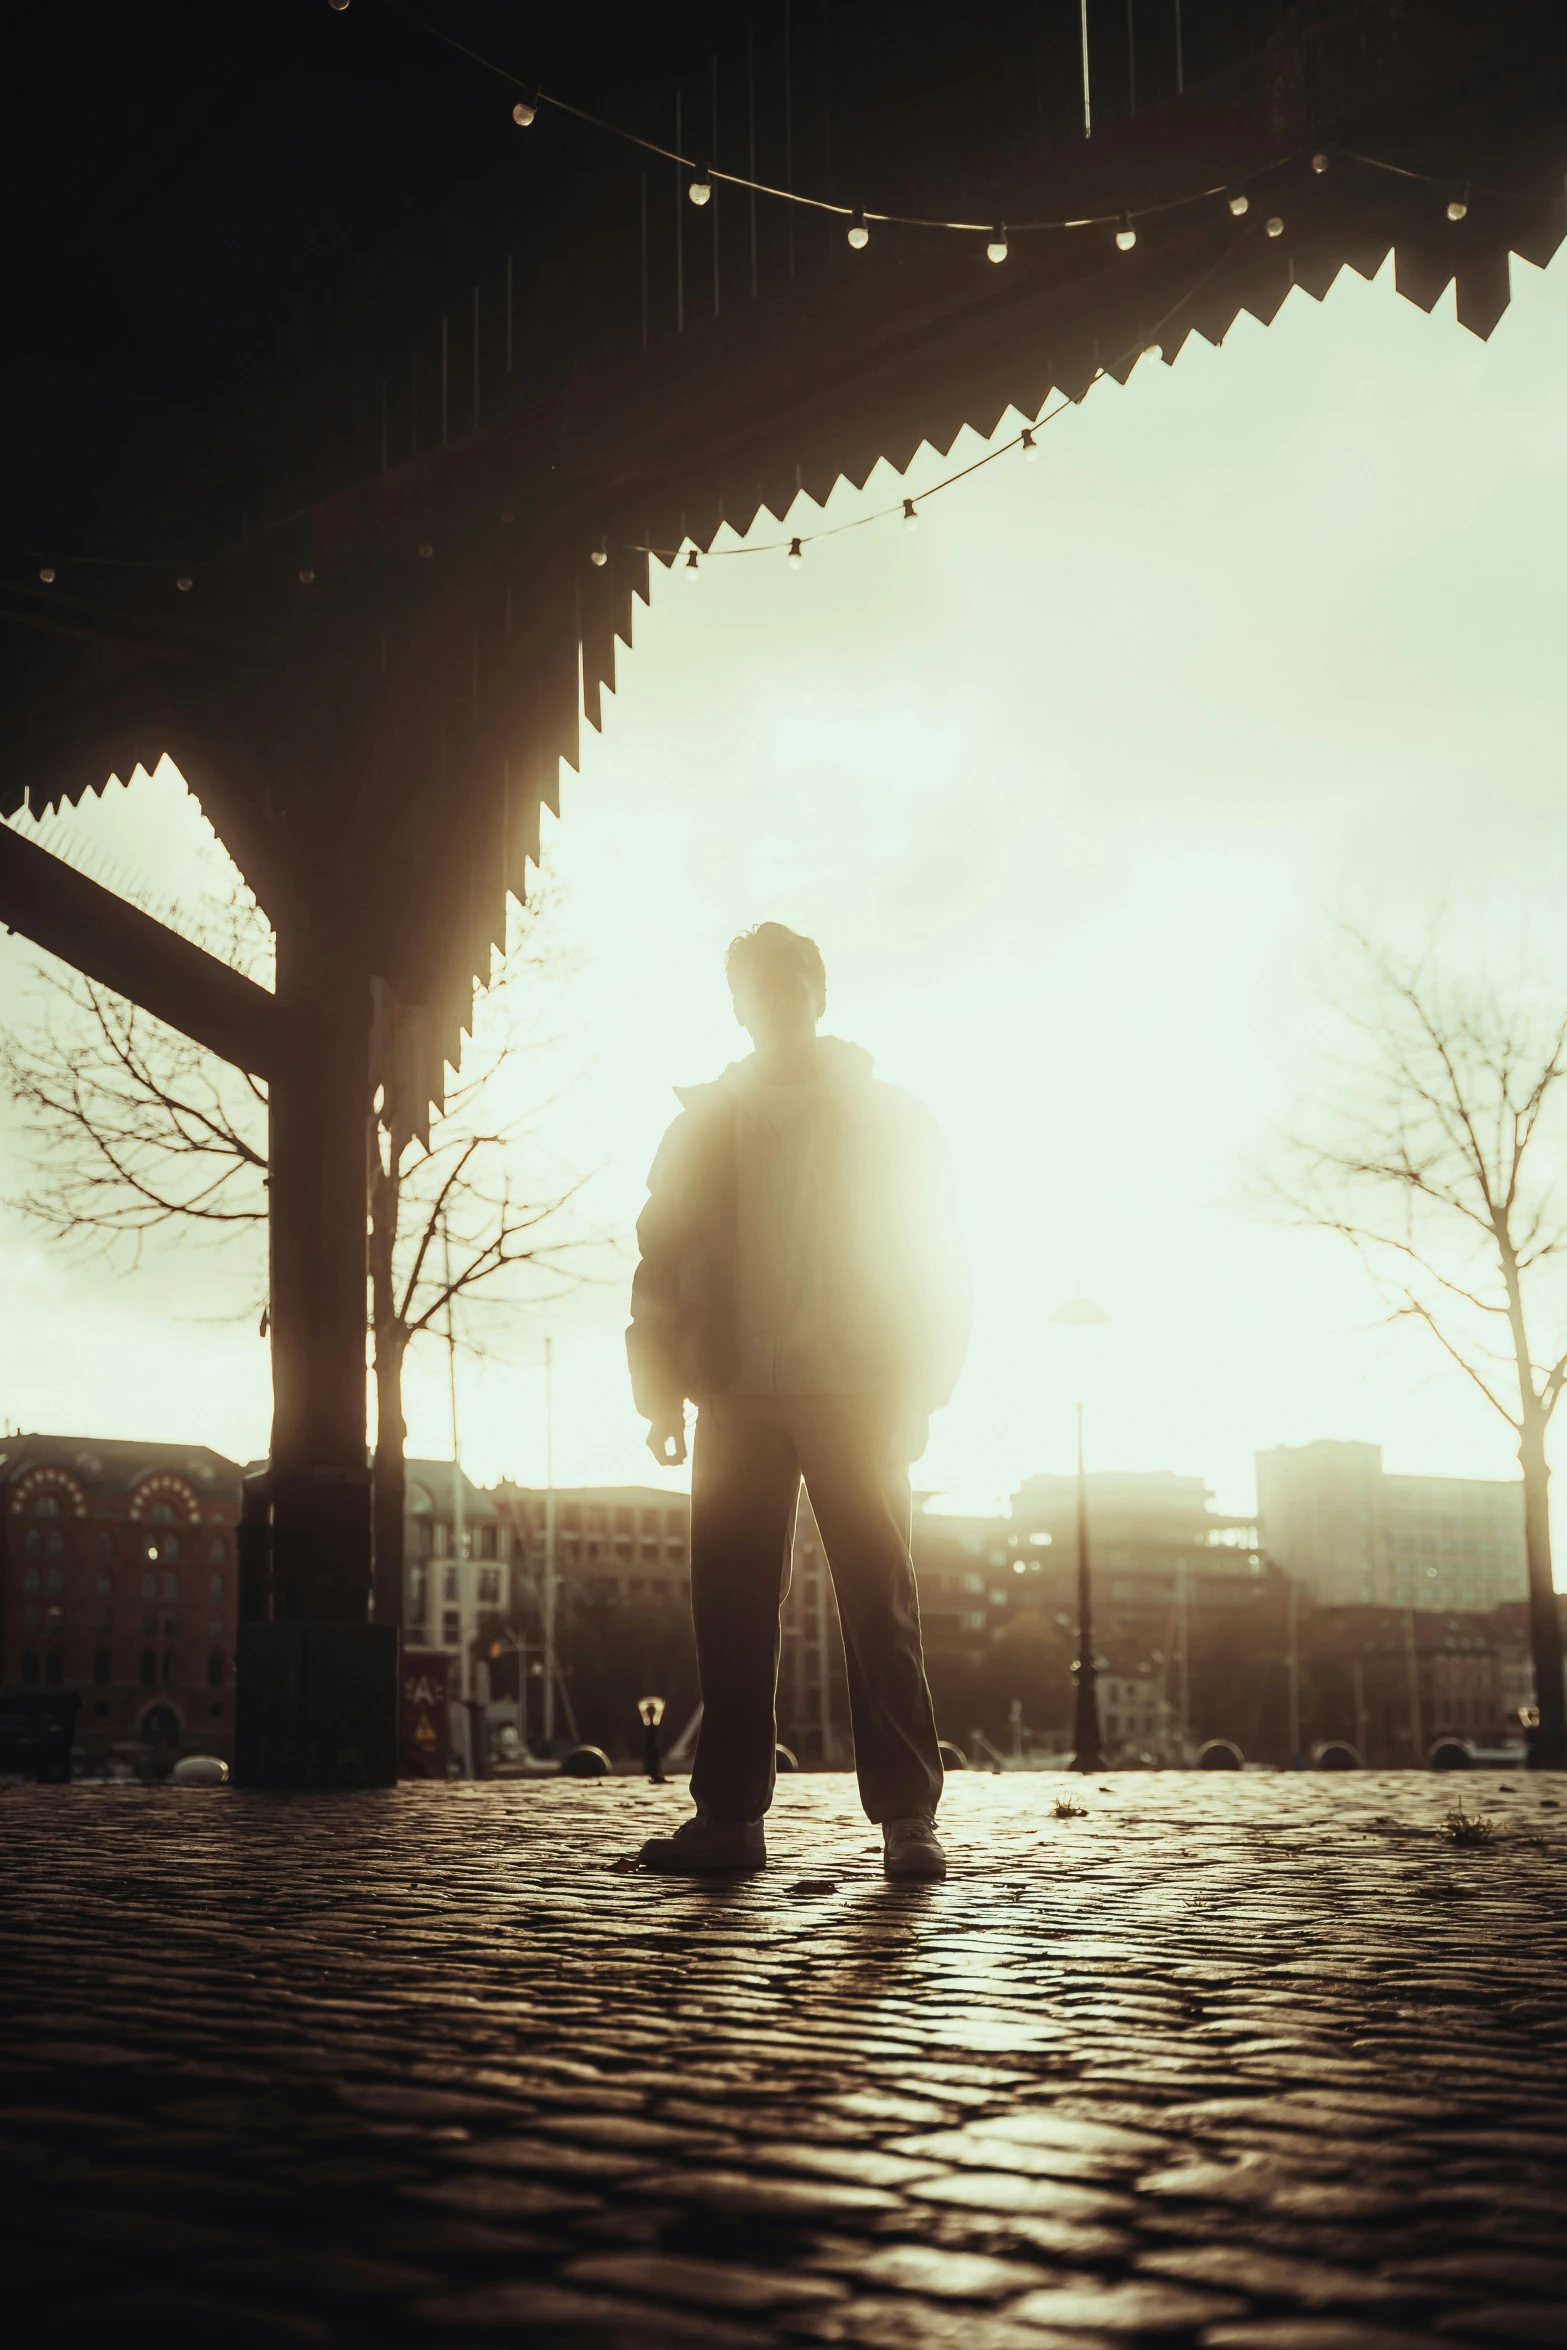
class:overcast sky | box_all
[7,248,1567,1550]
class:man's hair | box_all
[725,922,827,1014]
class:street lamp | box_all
[637,1693,667,1784]
[1049,1293,1111,1774]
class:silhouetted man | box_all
[626,922,968,1878]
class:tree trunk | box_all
[369,1140,406,1632]
[1519,1411,1566,1769]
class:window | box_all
[208,1650,225,1686]
[93,1647,110,1685]
[22,1651,38,1684]
[97,1530,115,1563]
[34,1494,62,1520]
[96,1571,113,1598]
[140,1649,157,1687]
[208,1615,224,1639]
[477,1524,497,1560]
[477,1567,501,1605]
[962,1574,984,1594]
[615,1509,634,1537]
[587,1508,606,1536]
[162,1650,179,1684]
[22,1566,39,1594]
[46,1567,63,1597]
[408,1564,428,1622]
[155,1535,182,1567]
[434,1520,451,1559]
[147,1499,179,1526]
[209,1573,226,1600]
[142,1571,157,1599]
[23,1529,40,1558]
[96,1612,113,1637]
[441,1608,460,1646]
[22,1607,38,1635]
[442,1566,458,1603]
[162,1571,180,1601]
[209,1535,227,1566]
[960,1611,986,1633]
[45,1650,63,1685]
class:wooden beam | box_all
[0,821,279,1079]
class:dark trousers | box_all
[687,1393,944,1825]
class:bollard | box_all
[637,1694,667,1784]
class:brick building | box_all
[1256,1440,1527,1611]
[0,1434,242,1764]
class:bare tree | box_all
[1285,933,1567,1769]
[2,890,594,1619]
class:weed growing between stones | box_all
[1441,1803,1500,1847]
[1052,1796,1089,1820]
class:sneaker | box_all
[638,1810,766,1874]
[883,1814,947,1880]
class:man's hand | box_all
[646,1409,688,1467]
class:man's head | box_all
[726,922,826,1058]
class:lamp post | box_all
[637,1693,667,1783]
[1049,1294,1110,1775]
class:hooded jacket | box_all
[626,1038,969,1418]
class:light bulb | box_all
[329,0,350,12]
[902,498,918,528]
[1143,342,1162,360]
[176,576,193,593]
[1447,189,1470,222]
[1115,212,1137,251]
[417,541,434,559]
[986,225,1008,263]
[37,565,55,584]
[688,172,712,208]
[847,208,869,250]
[684,549,700,579]
[500,509,514,525]
[512,99,536,128]
[787,537,803,569]
[590,540,608,568]
[298,568,316,585]
[1227,191,1249,216]
[1266,214,1284,238]
[1020,428,1038,463]
[1311,150,1330,174]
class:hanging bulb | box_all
[1447,186,1470,222]
[684,549,700,579]
[1143,343,1163,360]
[1115,211,1137,251]
[176,576,193,593]
[500,508,515,525]
[787,537,804,569]
[298,568,316,585]
[847,208,869,250]
[37,564,55,584]
[511,98,536,128]
[1020,427,1038,463]
[328,0,350,12]
[1311,150,1330,175]
[688,170,712,208]
[417,541,434,559]
[902,498,918,528]
[1266,214,1284,238]
[986,225,1008,263]
[1227,190,1250,216]
[590,539,608,568]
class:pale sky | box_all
[7,250,1567,1552]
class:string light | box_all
[902,498,918,527]
[986,225,1008,263]
[1115,212,1137,251]
[298,568,316,585]
[688,170,712,208]
[590,539,608,567]
[418,541,434,558]
[1266,214,1284,237]
[37,565,55,584]
[684,549,700,579]
[1447,186,1470,221]
[787,537,804,568]
[1227,191,1250,216]
[176,576,193,593]
[511,99,536,128]
[847,208,869,250]
[1020,428,1038,463]
[328,0,350,12]
[1311,151,1330,174]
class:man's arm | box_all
[626,1112,696,1463]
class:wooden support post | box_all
[235,920,398,1786]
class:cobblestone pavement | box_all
[3,1772,1566,2349]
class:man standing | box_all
[626,922,968,1879]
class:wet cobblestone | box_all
[2,1772,1565,2347]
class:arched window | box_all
[96,1571,113,1598]
[140,1649,157,1687]
[46,1529,64,1557]
[44,1650,62,1685]
[22,1565,39,1594]
[22,1650,39,1684]
[209,1536,227,1566]
[162,1650,178,1685]
[23,1528,41,1558]
[33,1493,62,1520]
[97,1529,115,1562]
[141,1572,157,1600]
[209,1572,226,1600]
[93,1647,110,1685]
[207,1650,225,1686]
[162,1571,180,1601]
[46,1567,63,1597]
[146,1499,179,1526]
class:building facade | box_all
[1256,1440,1527,1611]
[0,1434,242,1763]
